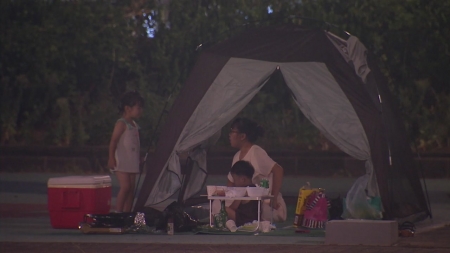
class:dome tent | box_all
[134,25,430,221]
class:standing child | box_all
[108,91,144,213]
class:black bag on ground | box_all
[84,212,136,228]
[328,195,344,220]
[154,201,201,232]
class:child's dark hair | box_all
[230,118,264,143]
[118,91,144,114]
[230,160,254,179]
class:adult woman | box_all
[227,117,287,222]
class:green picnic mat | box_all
[193,225,325,237]
[193,204,325,237]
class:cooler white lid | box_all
[48,175,111,187]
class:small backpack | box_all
[301,191,330,229]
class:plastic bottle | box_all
[260,178,269,189]
[167,216,174,235]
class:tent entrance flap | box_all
[142,58,279,207]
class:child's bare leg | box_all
[123,173,136,212]
[115,171,132,212]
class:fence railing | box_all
[1,146,449,178]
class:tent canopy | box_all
[135,25,429,221]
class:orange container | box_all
[47,175,111,229]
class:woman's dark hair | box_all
[118,91,144,114]
[230,117,264,143]
[230,160,255,179]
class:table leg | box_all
[271,202,273,224]
[209,199,213,227]
[254,200,261,232]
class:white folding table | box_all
[207,195,274,232]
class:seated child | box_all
[226,160,259,227]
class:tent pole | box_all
[132,77,184,210]
[374,86,395,219]
[132,103,169,208]
[415,148,433,219]
[177,157,194,205]
[195,16,350,52]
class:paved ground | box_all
[1,173,449,253]
[1,226,450,253]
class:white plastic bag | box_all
[342,174,382,220]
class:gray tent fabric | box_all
[346,36,371,83]
[135,25,430,221]
[326,33,371,84]
[281,62,379,199]
[144,58,379,211]
[145,59,276,206]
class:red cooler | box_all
[48,175,112,229]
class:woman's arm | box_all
[229,199,241,210]
[270,163,284,209]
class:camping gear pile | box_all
[79,212,137,234]
[79,202,204,234]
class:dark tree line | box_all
[1,0,449,152]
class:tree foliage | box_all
[299,0,450,151]
[0,0,164,146]
[1,0,449,151]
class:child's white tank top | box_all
[115,118,140,173]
